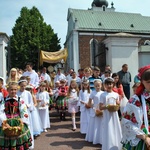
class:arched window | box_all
[144,40,150,45]
[102,5,106,11]
[90,38,98,67]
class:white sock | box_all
[72,117,76,129]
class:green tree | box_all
[10,6,61,70]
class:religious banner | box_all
[40,48,68,65]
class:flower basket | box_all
[107,105,120,112]
[2,118,24,137]
[95,109,103,117]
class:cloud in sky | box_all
[0,0,150,47]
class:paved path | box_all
[34,110,101,150]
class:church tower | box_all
[91,0,115,12]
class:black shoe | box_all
[34,134,39,139]
[62,112,66,121]
[60,112,62,120]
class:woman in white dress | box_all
[79,79,91,134]
[85,79,103,145]
[100,77,122,150]
[36,82,50,132]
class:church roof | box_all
[68,8,150,34]
[0,32,9,39]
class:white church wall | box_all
[138,45,150,67]
[104,37,140,95]
[139,52,150,68]
[0,37,8,81]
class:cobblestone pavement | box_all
[34,110,101,150]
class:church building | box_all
[65,0,150,84]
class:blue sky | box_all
[0,0,150,48]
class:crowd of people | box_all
[0,62,150,150]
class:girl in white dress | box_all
[25,85,43,136]
[17,78,34,149]
[100,77,122,150]
[67,80,79,131]
[79,79,91,134]
[85,79,103,145]
[36,82,50,132]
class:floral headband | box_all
[18,79,27,84]
[103,77,114,83]
[82,79,89,84]
[93,79,102,83]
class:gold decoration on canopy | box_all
[40,48,68,65]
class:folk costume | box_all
[0,95,32,150]
[56,85,68,120]
[122,65,150,150]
